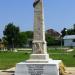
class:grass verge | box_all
[0,49,75,70]
[0,51,30,70]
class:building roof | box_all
[46,29,60,37]
[63,35,75,39]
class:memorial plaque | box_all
[26,64,59,75]
[15,63,59,75]
[27,64,44,75]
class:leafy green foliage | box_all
[25,31,33,39]
[61,28,66,37]
[46,33,61,46]
[0,39,1,42]
[61,24,75,37]
[18,31,33,47]
[18,32,27,47]
[46,35,55,46]
[67,29,75,35]
[3,23,20,49]
[3,24,33,48]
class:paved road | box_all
[0,67,75,75]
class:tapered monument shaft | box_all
[15,1,62,75]
[33,0,47,54]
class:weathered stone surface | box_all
[15,0,63,75]
[32,0,47,54]
[15,60,61,75]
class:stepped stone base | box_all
[30,54,49,60]
[15,59,62,75]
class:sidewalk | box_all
[0,67,75,75]
[66,67,75,75]
[0,67,15,75]
[0,71,11,75]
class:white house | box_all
[63,35,75,46]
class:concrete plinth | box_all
[15,60,61,75]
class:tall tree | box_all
[25,31,33,39]
[3,23,20,50]
[73,24,75,31]
[61,28,67,37]
[18,32,27,47]
[0,39,1,42]
[18,31,33,47]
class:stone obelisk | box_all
[33,0,47,54]
[30,0,49,60]
[15,0,63,75]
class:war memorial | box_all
[15,0,65,75]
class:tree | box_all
[61,24,75,36]
[25,31,33,39]
[0,38,2,50]
[25,31,33,47]
[14,31,33,48]
[46,33,56,46]
[0,39,1,42]
[73,24,75,31]
[18,32,27,47]
[61,28,67,37]
[3,23,20,50]
[2,37,8,49]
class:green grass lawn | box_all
[0,51,30,70]
[0,49,75,70]
[48,49,75,67]
[49,53,75,67]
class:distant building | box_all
[63,35,75,46]
[46,29,60,40]
[46,29,60,36]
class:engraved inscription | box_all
[27,64,44,75]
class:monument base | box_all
[29,54,49,60]
[15,59,62,75]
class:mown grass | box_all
[0,49,75,70]
[50,54,75,67]
[0,51,30,70]
[48,49,75,67]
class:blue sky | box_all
[0,0,75,38]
